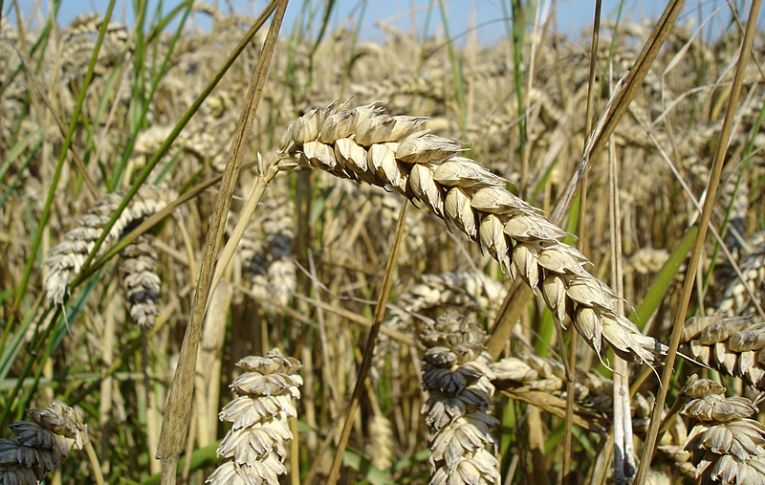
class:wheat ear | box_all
[0,401,87,484]
[118,234,161,329]
[232,189,296,308]
[419,312,500,484]
[682,315,765,391]
[282,101,666,364]
[367,413,394,471]
[206,349,302,485]
[681,376,765,484]
[44,185,175,306]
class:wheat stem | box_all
[635,1,762,481]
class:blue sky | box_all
[11,1,762,45]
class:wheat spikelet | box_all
[118,234,161,329]
[682,315,765,390]
[44,185,175,306]
[0,401,86,485]
[282,101,666,364]
[206,349,302,485]
[419,312,500,484]
[681,376,765,484]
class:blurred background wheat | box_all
[1,0,765,483]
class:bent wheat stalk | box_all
[281,101,666,365]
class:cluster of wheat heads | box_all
[4,3,765,484]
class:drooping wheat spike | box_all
[491,353,611,404]
[44,185,175,306]
[682,315,765,390]
[282,101,666,364]
[717,232,765,317]
[61,13,130,84]
[206,349,302,485]
[419,311,500,484]
[351,74,447,103]
[0,401,86,485]
[681,376,765,484]
[118,234,161,329]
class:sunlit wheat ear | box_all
[419,311,500,485]
[682,315,765,390]
[491,352,611,401]
[206,349,302,485]
[282,101,666,365]
[118,234,161,329]
[681,375,765,484]
[0,401,87,484]
[44,185,175,306]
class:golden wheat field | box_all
[2,0,765,484]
